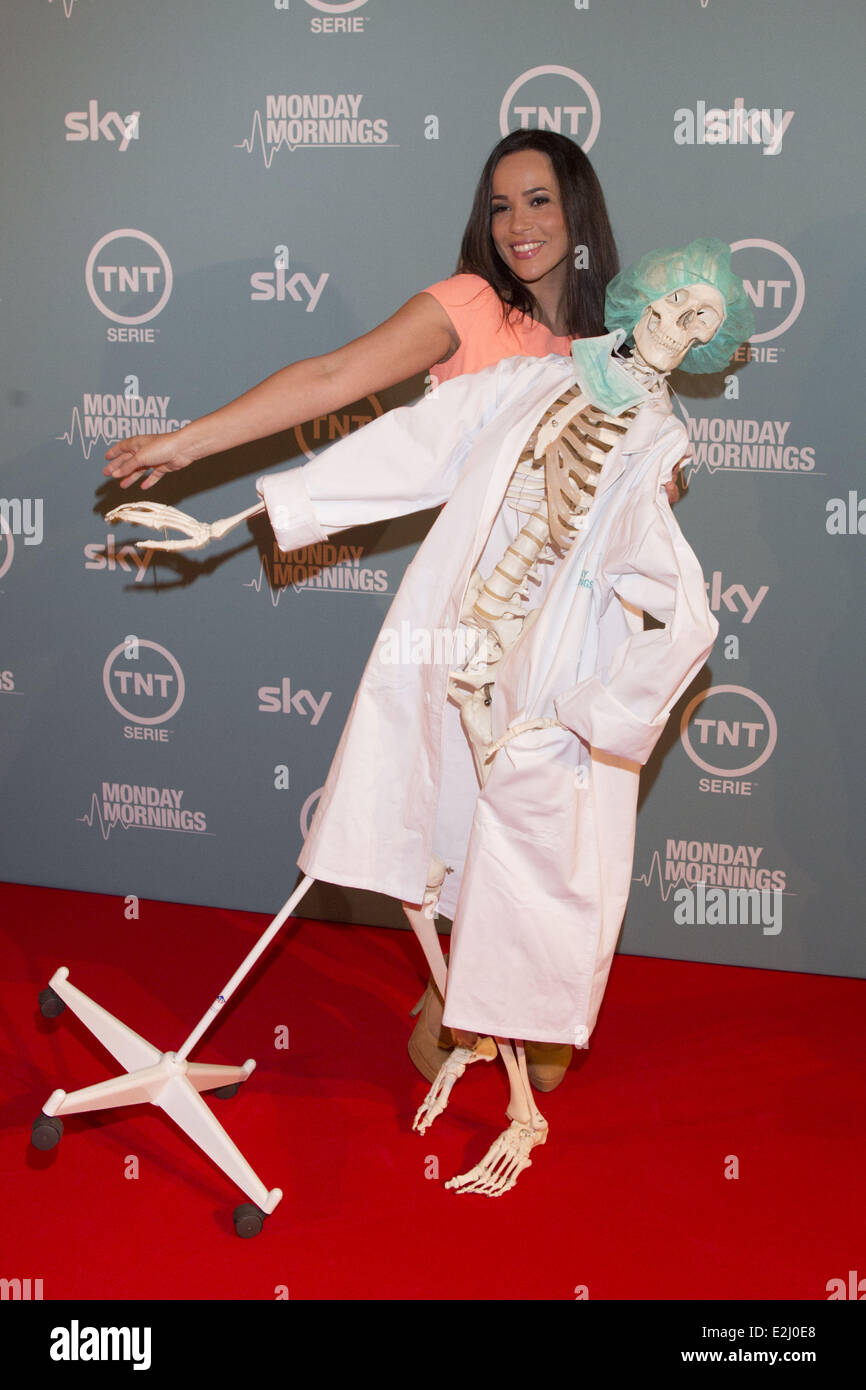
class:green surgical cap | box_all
[604,237,755,374]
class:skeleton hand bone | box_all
[104,500,265,553]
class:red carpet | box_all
[1,881,863,1301]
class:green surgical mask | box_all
[570,332,650,416]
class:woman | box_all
[103,129,620,1090]
[103,130,618,490]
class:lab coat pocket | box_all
[483,724,579,847]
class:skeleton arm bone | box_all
[104,500,265,553]
[104,360,522,554]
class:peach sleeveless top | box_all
[422,273,572,382]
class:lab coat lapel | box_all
[589,391,671,505]
[468,360,577,565]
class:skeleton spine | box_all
[472,509,550,624]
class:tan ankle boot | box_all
[407,976,453,1082]
[525,1041,573,1092]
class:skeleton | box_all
[105,264,734,1197]
[410,281,729,1195]
[447,392,637,785]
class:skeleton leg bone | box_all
[404,856,470,1079]
[401,855,449,998]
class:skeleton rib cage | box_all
[448,386,638,773]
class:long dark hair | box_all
[457,130,619,338]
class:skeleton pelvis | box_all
[448,607,542,788]
[455,614,525,691]
[456,687,494,787]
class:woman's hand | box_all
[664,463,683,507]
[104,429,199,490]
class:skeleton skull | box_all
[632,284,726,374]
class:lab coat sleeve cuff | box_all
[255,469,328,553]
[554,677,668,766]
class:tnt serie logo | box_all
[102,637,185,741]
[499,65,600,151]
[304,0,370,31]
[680,684,777,795]
[300,786,323,838]
[293,394,383,461]
[730,239,805,361]
[85,229,173,342]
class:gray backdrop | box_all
[1,0,863,980]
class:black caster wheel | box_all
[212,1082,240,1100]
[233,1203,265,1239]
[31,1114,63,1151]
[38,986,66,1019]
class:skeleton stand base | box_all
[32,875,316,1237]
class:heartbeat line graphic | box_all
[49,0,81,15]
[632,849,685,902]
[680,454,729,481]
[235,109,398,169]
[57,407,108,459]
[235,111,299,169]
[243,558,293,606]
[681,455,824,481]
[77,793,213,842]
[244,554,394,607]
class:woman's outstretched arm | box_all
[103,291,457,490]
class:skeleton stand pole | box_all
[33,875,317,1235]
[177,875,316,1060]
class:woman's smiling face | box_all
[489,149,571,289]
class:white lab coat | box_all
[256,353,717,1047]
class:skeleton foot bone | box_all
[412,1039,496,1135]
[444,1117,549,1196]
